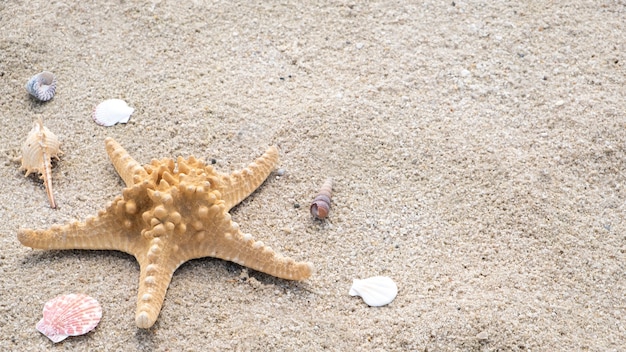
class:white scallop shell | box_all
[36,294,102,343]
[93,99,134,126]
[349,276,398,307]
[25,71,57,101]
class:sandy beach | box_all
[1,1,624,350]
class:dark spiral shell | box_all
[25,71,57,102]
[310,178,333,219]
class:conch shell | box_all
[20,118,62,208]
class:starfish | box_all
[18,138,314,329]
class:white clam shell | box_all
[36,294,102,343]
[349,276,398,307]
[25,71,57,101]
[93,99,134,126]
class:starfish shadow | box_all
[176,257,314,295]
[20,249,135,268]
[134,327,159,350]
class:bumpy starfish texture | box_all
[18,138,314,329]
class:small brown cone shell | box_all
[310,178,333,219]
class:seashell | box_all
[310,178,333,219]
[20,118,62,209]
[36,294,102,343]
[476,331,489,340]
[25,71,57,101]
[349,276,398,307]
[92,99,134,126]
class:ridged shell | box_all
[310,178,333,219]
[20,118,62,209]
[93,99,134,126]
[349,276,398,307]
[36,294,102,343]
[25,71,57,101]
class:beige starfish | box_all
[18,138,313,329]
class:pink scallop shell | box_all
[92,99,134,126]
[36,294,102,343]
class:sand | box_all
[1,1,624,350]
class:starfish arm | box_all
[214,228,314,280]
[134,250,178,329]
[219,146,279,211]
[105,137,149,187]
[17,204,138,255]
[180,204,313,281]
